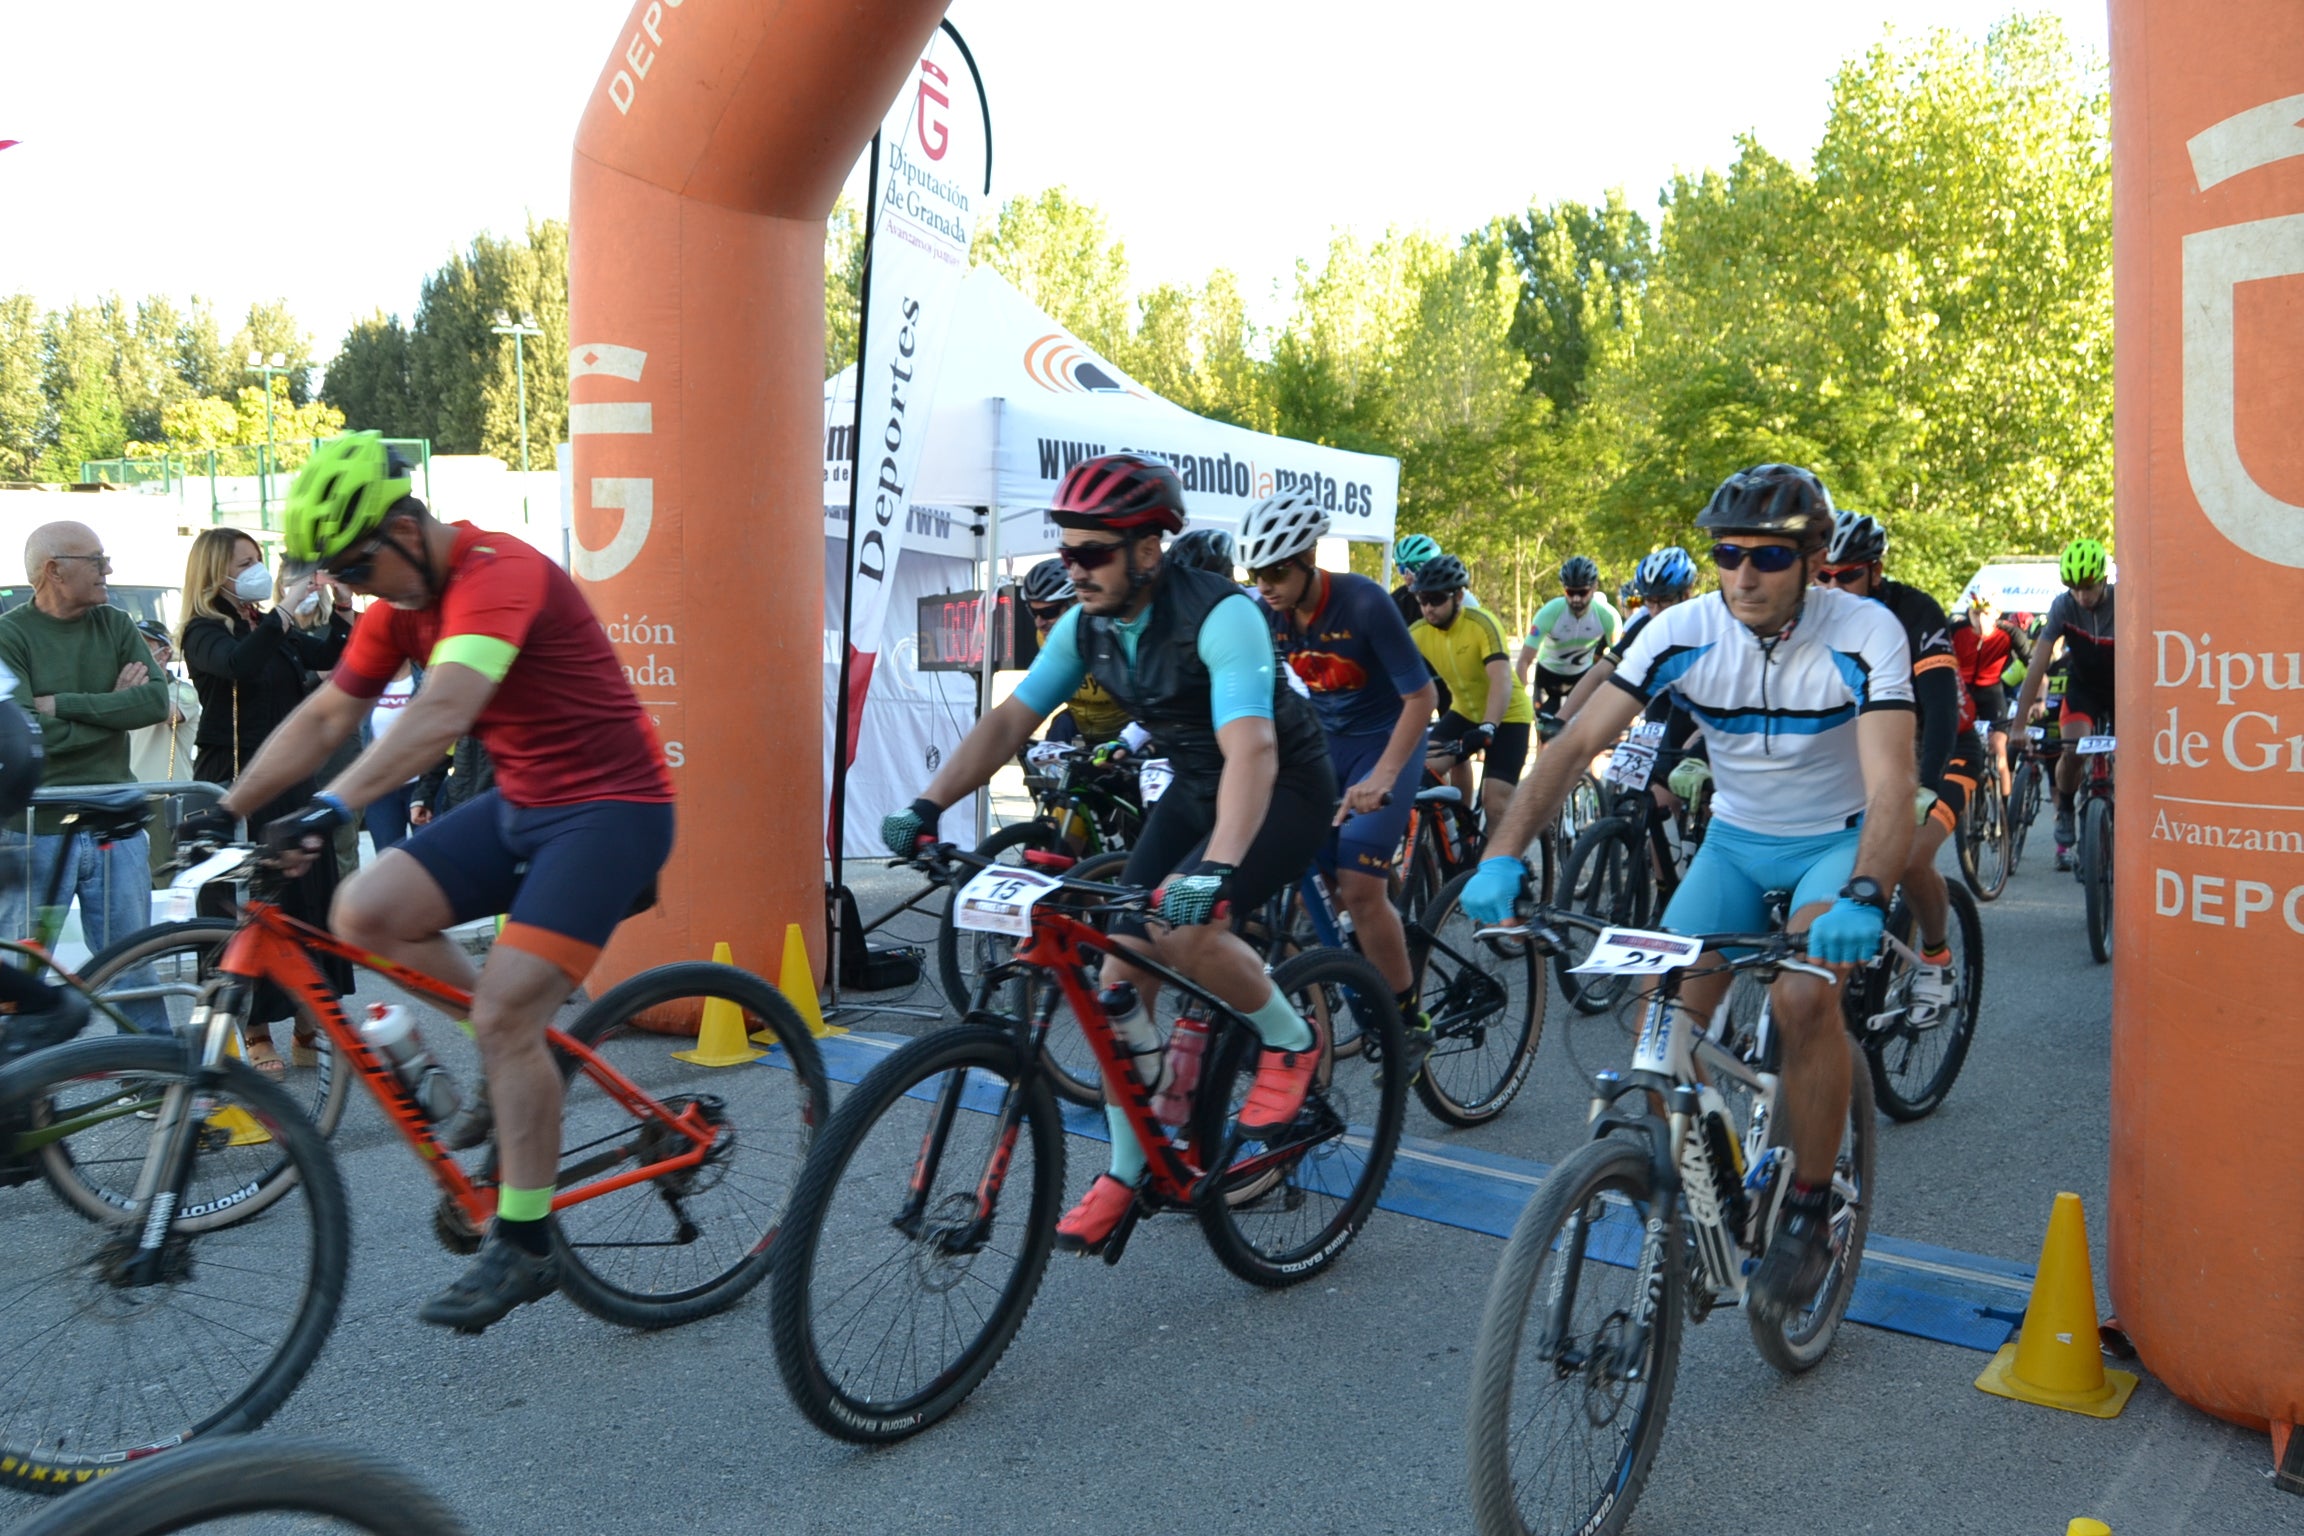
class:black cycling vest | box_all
[1078,564,1331,788]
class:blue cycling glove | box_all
[1806,897,1886,965]
[1462,856,1530,927]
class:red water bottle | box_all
[1151,1011,1212,1126]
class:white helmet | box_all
[1237,490,1330,570]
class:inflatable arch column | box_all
[2110,0,2304,1470]
[567,0,950,988]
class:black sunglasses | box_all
[1710,543,1803,574]
[1057,541,1128,572]
[1562,586,1593,599]
[1814,565,1872,587]
[1249,561,1303,585]
[1415,590,1458,608]
[1028,603,1068,623]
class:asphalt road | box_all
[3,837,2295,1536]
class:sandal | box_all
[243,1038,287,1078]
[290,1031,322,1069]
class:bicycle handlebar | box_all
[909,842,1154,914]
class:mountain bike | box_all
[2074,729,2116,963]
[1465,907,1874,1536]
[2007,723,2055,874]
[9,1438,468,1536]
[1956,721,2012,901]
[1843,878,1985,1121]
[769,842,1406,1442]
[1553,729,1711,1015]
[0,841,829,1494]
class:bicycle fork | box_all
[113,982,254,1287]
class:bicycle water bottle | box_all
[361,1003,461,1122]
[1151,1011,1212,1126]
[1098,983,1170,1096]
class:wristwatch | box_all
[1839,876,1890,914]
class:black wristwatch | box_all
[1839,876,1891,914]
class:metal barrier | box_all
[9,782,232,955]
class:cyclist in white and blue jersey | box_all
[1463,464,1916,1322]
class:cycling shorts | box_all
[398,790,675,983]
[1969,682,2009,730]
[1319,729,1426,876]
[1533,664,1584,712]
[1661,818,1861,940]
[1935,728,1987,828]
[1115,756,1339,939]
[1433,712,1532,785]
[2060,681,2111,744]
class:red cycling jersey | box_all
[333,523,673,808]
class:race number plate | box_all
[1025,741,1073,770]
[2076,735,2116,756]
[1604,720,1668,790]
[1139,759,1175,803]
[156,847,251,922]
[2026,726,2046,743]
[952,865,1061,937]
[1570,925,1705,976]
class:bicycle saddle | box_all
[1414,785,1463,805]
[35,785,150,840]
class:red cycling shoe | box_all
[1236,1019,1323,1137]
[1054,1174,1138,1255]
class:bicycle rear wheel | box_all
[8,1438,469,1536]
[539,962,827,1330]
[1554,817,1652,1016]
[1192,948,1405,1287]
[2082,796,2113,964]
[1957,774,2011,901]
[2007,758,2041,873]
[935,821,1062,1017]
[1466,1135,1681,1536]
[1861,887,1985,1121]
[769,1024,1065,1442]
[1748,1048,1874,1373]
[1411,868,1543,1127]
[0,1036,349,1496]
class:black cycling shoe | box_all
[417,1229,558,1334]
[1750,1191,1837,1319]
[0,987,91,1067]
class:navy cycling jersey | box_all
[1263,571,1431,739]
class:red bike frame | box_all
[214,899,718,1229]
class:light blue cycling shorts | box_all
[1659,818,1862,942]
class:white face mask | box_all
[232,564,274,603]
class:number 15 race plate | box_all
[952,865,1061,937]
[1569,926,1705,975]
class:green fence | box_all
[80,440,432,526]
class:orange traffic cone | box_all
[673,941,765,1066]
[761,921,844,1041]
[1975,1192,2138,1418]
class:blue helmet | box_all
[1636,546,1698,600]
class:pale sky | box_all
[2,1,2109,360]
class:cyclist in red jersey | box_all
[175,434,675,1331]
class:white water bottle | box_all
[361,1003,461,1122]
[1099,983,1170,1096]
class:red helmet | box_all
[1049,453,1186,534]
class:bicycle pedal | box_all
[1100,1197,1145,1266]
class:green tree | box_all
[1503,190,1653,414]
[0,295,44,480]
[824,193,865,377]
[174,300,231,400]
[229,299,318,406]
[321,311,418,436]
[971,187,1135,362]
[1124,269,1276,431]
[397,219,570,463]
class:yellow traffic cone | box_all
[761,921,844,1041]
[209,1027,273,1146]
[2068,1520,2113,1535]
[1975,1192,2138,1418]
[673,942,765,1066]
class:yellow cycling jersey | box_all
[1411,605,1535,725]
[1064,673,1133,741]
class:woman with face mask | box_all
[176,526,353,1073]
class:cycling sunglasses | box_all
[1562,586,1594,599]
[1248,561,1301,585]
[324,533,389,586]
[1057,540,1128,572]
[1027,603,1068,624]
[1710,542,1804,574]
[1814,565,1871,587]
[1415,589,1460,608]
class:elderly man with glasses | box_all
[0,521,170,953]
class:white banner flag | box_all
[836,25,989,774]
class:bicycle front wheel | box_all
[0,1036,349,1496]
[1554,817,1652,1015]
[2007,758,2041,874]
[2082,796,2113,964]
[1958,774,2011,901]
[540,962,828,1330]
[935,821,1062,1016]
[1748,1048,1875,1373]
[769,1025,1065,1442]
[8,1438,469,1536]
[1862,886,1985,1121]
[1466,1135,1682,1536]
[1192,948,1405,1287]
[1411,868,1543,1127]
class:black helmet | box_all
[1168,528,1237,575]
[1695,464,1834,550]
[0,702,43,823]
[1049,453,1188,534]
[1021,558,1074,606]
[1824,510,1888,566]
[1559,555,1600,590]
[1411,554,1470,595]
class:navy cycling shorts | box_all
[396,790,675,981]
[1319,728,1425,876]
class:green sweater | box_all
[0,601,169,833]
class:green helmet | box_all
[1395,533,1441,571]
[2059,537,2109,586]
[284,432,414,565]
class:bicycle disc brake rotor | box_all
[911,1191,986,1292]
[634,1094,732,1198]
[1581,1309,1636,1426]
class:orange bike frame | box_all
[216,900,716,1228]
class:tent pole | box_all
[977,494,1000,845]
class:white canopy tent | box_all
[819,266,1401,857]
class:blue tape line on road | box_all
[809,1031,2026,1354]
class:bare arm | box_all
[2012,627,2064,723]
[1488,682,1645,862]
[218,683,368,821]
[1850,708,1919,888]
[1482,656,1511,726]
[1204,715,1278,866]
[921,695,1044,812]
[1512,642,1538,688]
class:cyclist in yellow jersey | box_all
[1407,555,1534,832]
[1022,559,1133,745]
